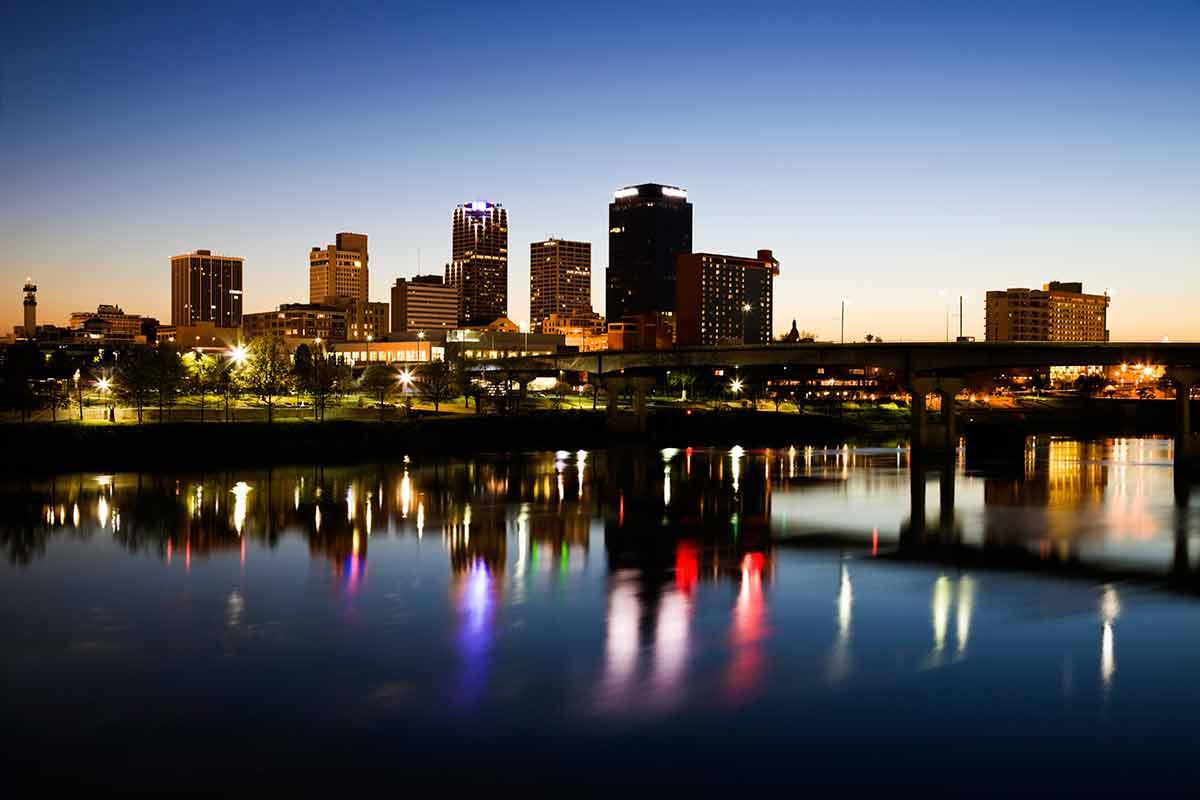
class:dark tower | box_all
[606,183,692,322]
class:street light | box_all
[73,368,83,421]
[840,299,850,344]
[730,377,744,395]
[229,343,248,366]
[417,330,426,340]
[96,377,112,422]
[741,303,753,345]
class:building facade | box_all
[242,303,348,343]
[446,202,507,327]
[530,239,591,333]
[607,183,692,323]
[68,305,154,339]
[390,275,458,333]
[675,250,779,346]
[985,282,1109,342]
[309,232,369,304]
[170,250,244,327]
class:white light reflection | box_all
[400,471,412,518]
[730,445,744,493]
[1100,585,1119,691]
[416,501,425,539]
[651,589,690,708]
[925,576,952,668]
[231,481,251,536]
[955,576,975,657]
[828,561,853,683]
[97,496,110,529]
[599,570,640,709]
[346,485,355,521]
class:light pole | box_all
[840,300,849,344]
[96,377,112,422]
[73,368,83,421]
[741,303,753,345]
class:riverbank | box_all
[0,409,886,473]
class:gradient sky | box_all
[3,1,1198,341]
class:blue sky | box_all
[2,0,1198,339]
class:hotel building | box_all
[985,282,1109,342]
[675,250,779,346]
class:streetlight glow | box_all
[730,378,744,394]
[229,344,248,366]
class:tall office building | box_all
[607,183,692,322]
[985,281,1109,342]
[530,238,591,332]
[170,250,244,327]
[391,275,458,333]
[446,201,508,326]
[675,250,779,346]
[309,232,369,304]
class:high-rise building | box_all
[985,282,1109,342]
[390,275,458,333]
[170,250,244,327]
[675,250,779,346]
[242,303,348,344]
[309,232,369,304]
[530,238,591,333]
[446,202,508,327]
[21,277,36,339]
[607,183,692,323]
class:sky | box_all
[2,0,1198,341]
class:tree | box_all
[243,334,293,423]
[417,360,454,413]
[149,344,186,422]
[183,352,221,423]
[115,348,154,423]
[668,369,697,401]
[358,364,397,421]
[214,361,240,422]
[449,353,472,409]
[0,343,41,422]
[307,349,346,421]
[1075,373,1106,400]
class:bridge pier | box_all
[1166,366,1200,473]
[601,377,655,432]
[908,377,964,455]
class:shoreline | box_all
[1,401,1190,474]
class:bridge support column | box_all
[909,377,964,454]
[604,382,621,423]
[1166,366,1200,474]
[909,387,927,453]
[630,377,655,432]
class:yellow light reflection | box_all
[231,481,251,536]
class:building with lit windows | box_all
[390,275,457,333]
[607,183,692,323]
[675,250,778,346]
[309,232,369,304]
[985,282,1109,342]
[446,202,508,326]
[170,249,243,328]
[68,305,156,340]
[242,303,348,344]
[530,238,591,333]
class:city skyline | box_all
[3,1,1199,340]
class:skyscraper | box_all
[530,238,591,333]
[607,183,692,323]
[675,250,779,346]
[309,232,369,304]
[170,250,244,327]
[446,202,508,326]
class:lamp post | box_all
[741,303,753,345]
[96,377,112,422]
[840,300,849,344]
[73,368,83,421]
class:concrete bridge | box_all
[486,341,1200,458]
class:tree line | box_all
[0,334,467,423]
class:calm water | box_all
[3,437,1200,793]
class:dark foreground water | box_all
[3,437,1200,794]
